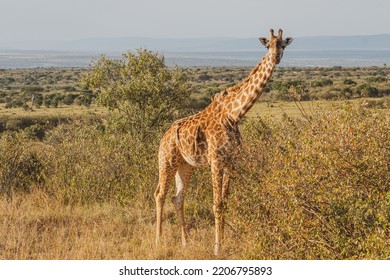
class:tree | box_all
[81,49,191,140]
[63,94,76,105]
[32,93,43,108]
[356,84,379,98]
[22,86,45,108]
[78,85,95,107]
[198,73,212,84]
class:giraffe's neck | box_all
[224,52,276,123]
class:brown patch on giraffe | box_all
[240,94,247,104]
[233,100,241,109]
[259,73,264,80]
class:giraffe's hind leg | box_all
[154,159,178,247]
[171,164,194,246]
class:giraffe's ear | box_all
[259,37,269,48]
[284,37,293,47]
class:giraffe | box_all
[154,29,293,256]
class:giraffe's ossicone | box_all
[154,29,293,256]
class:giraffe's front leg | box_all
[221,167,230,242]
[211,160,225,256]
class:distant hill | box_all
[291,34,390,51]
[1,34,389,52]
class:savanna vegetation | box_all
[0,50,389,259]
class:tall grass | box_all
[0,103,389,259]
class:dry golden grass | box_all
[0,190,245,259]
[248,99,390,120]
[0,103,107,119]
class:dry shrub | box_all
[0,134,47,197]
[228,103,389,259]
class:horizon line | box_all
[1,33,390,44]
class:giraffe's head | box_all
[259,29,293,64]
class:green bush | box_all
[62,94,78,105]
[312,79,334,88]
[33,93,43,107]
[23,124,46,140]
[82,49,191,141]
[367,76,387,83]
[343,79,357,85]
[341,87,353,99]
[0,134,47,197]
[45,122,159,205]
[356,84,380,97]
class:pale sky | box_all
[0,0,389,42]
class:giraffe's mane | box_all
[227,59,264,94]
[210,56,266,104]
[210,90,226,103]
[210,67,256,103]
